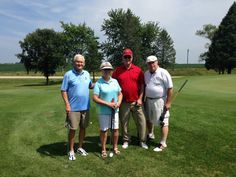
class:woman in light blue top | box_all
[93,62,123,158]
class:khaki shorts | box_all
[145,98,170,126]
[66,111,90,130]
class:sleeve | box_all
[112,68,117,79]
[164,70,173,89]
[88,72,92,88]
[138,70,145,85]
[115,79,122,92]
[93,81,100,95]
[61,73,69,91]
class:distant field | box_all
[0,63,25,72]
[0,63,231,76]
[0,75,235,177]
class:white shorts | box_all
[145,98,170,126]
[99,112,119,131]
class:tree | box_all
[206,2,236,74]
[196,24,218,41]
[154,29,176,68]
[140,22,161,61]
[101,9,176,69]
[196,24,218,62]
[60,22,101,81]
[17,29,64,84]
[101,9,143,67]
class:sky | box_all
[0,0,235,64]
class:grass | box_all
[0,76,236,177]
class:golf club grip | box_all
[111,109,115,120]
[159,107,167,122]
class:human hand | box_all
[65,104,71,113]
[165,102,171,110]
[136,99,143,106]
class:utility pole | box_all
[187,49,189,64]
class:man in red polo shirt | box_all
[112,48,148,149]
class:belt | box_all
[146,97,164,100]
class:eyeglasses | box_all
[102,69,112,71]
[123,56,132,61]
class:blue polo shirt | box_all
[93,77,121,114]
[61,69,92,111]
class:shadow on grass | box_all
[19,80,62,87]
[36,135,100,157]
[37,135,150,157]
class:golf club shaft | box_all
[177,79,188,93]
[171,79,188,103]
[109,98,115,156]
[159,79,188,125]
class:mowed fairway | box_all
[0,75,235,177]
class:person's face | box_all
[73,57,85,71]
[147,61,158,73]
[101,69,112,77]
[122,55,132,67]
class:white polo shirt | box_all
[144,67,173,99]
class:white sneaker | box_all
[122,142,129,149]
[140,142,148,149]
[153,147,163,152]
[148,133,155,140]
[68,151,76,160]
[77,148,88,156]
[153,143,167,152]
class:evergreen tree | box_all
[206,2,236,74]
[154,29,176,68]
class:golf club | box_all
[159,79,188,127]
[109,98,115,158]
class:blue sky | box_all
[0,0,235,64]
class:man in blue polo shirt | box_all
[61,54,93,160]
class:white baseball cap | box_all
[100,62,113,70]
[146,55,158,63]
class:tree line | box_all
[17,3,236,84]
[17,8,175,84]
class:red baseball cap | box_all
[123,48,133,57]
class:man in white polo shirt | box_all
[144,55,173,152]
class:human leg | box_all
[77,111,89,156]
[147,121,155,139]
[69,129,76,152]
[154,110,169,152]
[78,128,85,148]
[144,99,155,139]
[113,129,120,154]
[132,104,147,142]
[100,130,108,152]
[119,102,131,146]
[160,125,168,146]
[153,127,168,152]
[131,104,148,149]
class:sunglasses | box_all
[123,56,132,60]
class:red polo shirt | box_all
[112,64,144,102]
